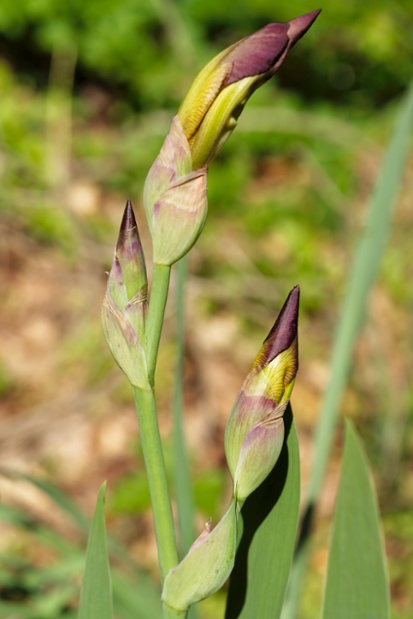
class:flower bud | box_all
[144,116,208,266]
[101,200,150,389]
[178,11,321,169]
[225,286,299,502]
[162,500,237,612]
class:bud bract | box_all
[225,286,299,502]
[162,500,237,612]
[144,116,208,266]
[178,11,321,169]
[101,201,150,390]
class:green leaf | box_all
[322,421,390,619]
[308,79,413,509]
[173,257,198,619]
[225,406,300,618]
[173,256,197,557]
[78,483,114,619]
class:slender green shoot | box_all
[173,255,196,557]
[78,483,113,619]
[133,387,178,582]
[145,263,172,386]
[322,420,390,619]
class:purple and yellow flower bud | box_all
[101,200,150,389]
[225,286,299,503]
[178,10,321,169]
[144,12,319,264]
[162,500,237,612]
[144,115,208,266]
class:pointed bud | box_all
[144,116,208,265]
[178,11,321,169]
[162,500,237,612]
[116,200,148,306]
[225,286,299,502]
[101,201,149,389]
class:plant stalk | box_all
[133,386,178,583]
[163,604,188,619]
[145,263,171,386]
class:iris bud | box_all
[225,286,300,503]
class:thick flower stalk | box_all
[101,200,149,390]
[225,286,300,503]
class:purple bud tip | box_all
[120,199,138,234]
[116,199,144,262]
[262,285,300,364]
[224,9,321,87]
[287,9,322,45]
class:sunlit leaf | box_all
[78,483,113,619]
[322,421,390,619]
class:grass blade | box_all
[78,482,113,619]
[225,406,300,618]
[322,420,390,619]
[173,256,198,619]
[308,80,413,507]
[173,256,196,556]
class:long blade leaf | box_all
[308,80,413,508]
[322,420,390,619]
[78,482,113,619]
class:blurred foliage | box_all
[0,0,412,107]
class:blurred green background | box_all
[0,1,412,618]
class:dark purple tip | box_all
[263,285,300,363]
[287,9,322,45]
[117,199,143,260]
[224,9,321,87]
[224,23,290,86]
[120,199,138,235]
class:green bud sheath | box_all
[144,116,208,266]
[234,406,286,502]
[162,500,237,612]
[101,296,149,389]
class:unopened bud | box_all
[101,200,149,389]
[178,11,321,169]
[225,286,299,502]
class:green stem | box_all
[163,604,188,619]
[145,263,171,386]
[133,386,178,582]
